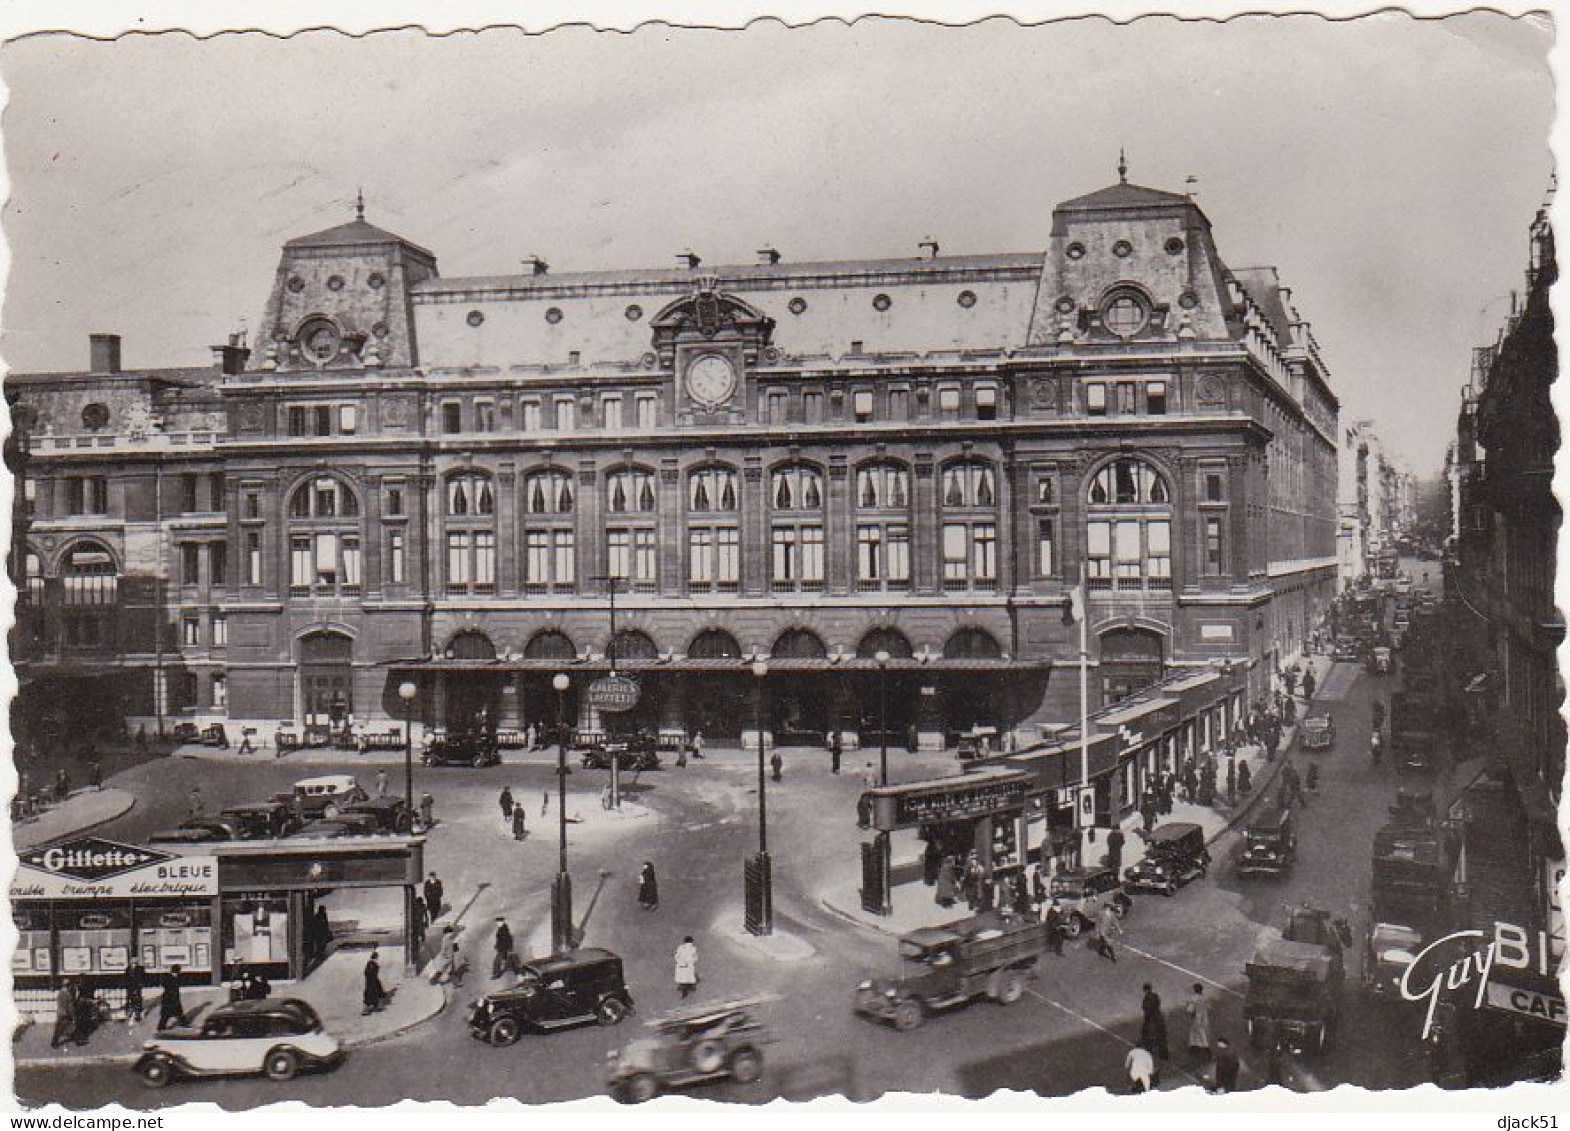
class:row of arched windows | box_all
[439,624,1005,664]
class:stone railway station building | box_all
[10,174,1338,748]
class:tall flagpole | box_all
[1077,564,1090,844]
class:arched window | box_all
[524,629,576,660]
[606,469,657,514]
[605,468,658,591]
[447,630,496,661]
[445,472,497,595]
[939,460,998,592]
[608,629,658,665]
[688,465,740,594]
[285,476,362,597]
[855,462,912,592]
[1085,456,1172,592]
[688,629,742,660]
[943,627,1003,659]
[770,464,824,593]
[524,470,575,515]
[61,543,117,606]
[856,627,914,659]
[772,628,828,659]
[21,546,45,605]
[522,471,576,594]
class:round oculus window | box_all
[872,293,892,312]
[326,275,346,291]
[788,296,807,315]
[372,321,390,339]
[625,304,643,322]
[1112,240,1133,258]
[1165,237,1186,256]
[367,272,386,290]
[545,307,564,325]
[1178,290,1200,310]
[957,290,977,309]
[300,320,341,362]
[287,276,305,293]
[1102,294,1149,338]
[466,310,485,327]
[81,402,110,430]
[1065,242,1086,260]
[1054,296,1076,314]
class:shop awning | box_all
[381,655,1050,675]
[1096,696,1178,729]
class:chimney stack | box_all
[678,251,702,270]
[756,246,781,266]
[89,333,121,375]
[918,237,940,259]
[522,255,550,276]
[210,331,252,376]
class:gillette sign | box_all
[11,837,218,899]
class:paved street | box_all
[19,635,1457,1107]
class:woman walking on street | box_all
[1185,984,1212,1062]
[674,936,699,999]
[638,861,660,910]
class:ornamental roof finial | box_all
[1118,148,1128,184]
[355,188,365,221]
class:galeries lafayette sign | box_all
[11,836,218,900]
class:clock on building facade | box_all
[685,353,738,408]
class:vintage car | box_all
[218,802,301,840]
[581,734,661,772]
[1367,646,1393,675]
[275,775,368,819]
[1363,921,1425,1000]
[1047,865,1132,935]
[422,733,502,768]
[1393,728,1438,774]
[1331,637,1362,663]
[1299,713,1335,752]
[288,813,383,840]
[954,727,999,762]
[607,996,774,1103]
[340,796,415,834]
[134,998,344,1088]
[1237,807,1296,877]
[854,912,1044,1031]
[469,949,634,1046]
[147,820,239,845]
[1124,822,1211,895]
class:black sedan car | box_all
[469,949,634,1046]
[581,735,661,772]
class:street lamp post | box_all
[551,673,573,953]
[745,658,773,936]
[875,650,891,786]
[398,681,418,812]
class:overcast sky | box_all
[0,12,1553,473]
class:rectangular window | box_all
[715,526,739,588]
[245,492,261,520]
[973,523,997,583]
[555,397,576,431]
[1204,516,1224,576]
[1038,518,1055,578]
[290,536,312,591]
[180,544,201,587]
[247,531,263,586]
[181,474,200,513]
[210,542,227,587]
[635,395,657,429]
[1088,520,1112,584]
[916,387,931,417]
[522,400,543,432]
[525,531,550,587]
[474,401,496,432]
[1147,381,1167,415]
[341,535,361,591]
[287,406,308,437]
[607,530,632,581]
[1086,383,1107,415]
[772,527,797,583]
[1036,476,1055,505]
[441,402,462,434]
[976,385,998,421]
[942,523,968,583]
[767,391,789,426]
[889,389,910,421]
[1114,520,1142,586]
[212,673,228,709]
[857,525,884,582]
[938,387,961,422]
[22,478,34,515]
[1117,383,1137,414]
[387,487,404,516]
[803,391,823,424]
[67,478,85,516]
[389,530,406,585]
[633,529,657,586]
[800,525,824,584]
[339,404,358,434]
[314,532,339,588]
[209,472,226,512]
[689,528,713,586]
[1204,471,1225,502]
[552,530,575,590]
[1148,520,1172,584]
[89,477,108,514]
[212,615,228,647]
[182,616,201,647]
[853,390,874,423]
[474,532,496,591]
[447,532,471,591]
[314,405,333,437]
[600,395,623,431]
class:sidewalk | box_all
[13,788,137,850]
[13,946,446,1069]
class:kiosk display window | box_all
[56,905,133,976]
[223,894,290,967]
[13,907,51,974]
[135,903,213,973]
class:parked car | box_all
[1124,822,1210,895]
[1299,714,1335,752]
[218,802,301,839]
[607,997,774,1103]
[1047,866,1131,935]
[148,820,238,845]
[469,949,634,1046]
[1331,637,1361,663]
[340,796,414,834]
[422,734,502,768]
[582,734,661,772]
[133,998,344,1088]
[1238,807,1296,877]
[275,775,367,818]
[288,814,382,839]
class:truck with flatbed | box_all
[1243,904,1352,1056]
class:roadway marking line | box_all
[1025,987,1204,1088]
[1115,941,1244,999]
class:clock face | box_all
[685,354,737,407]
